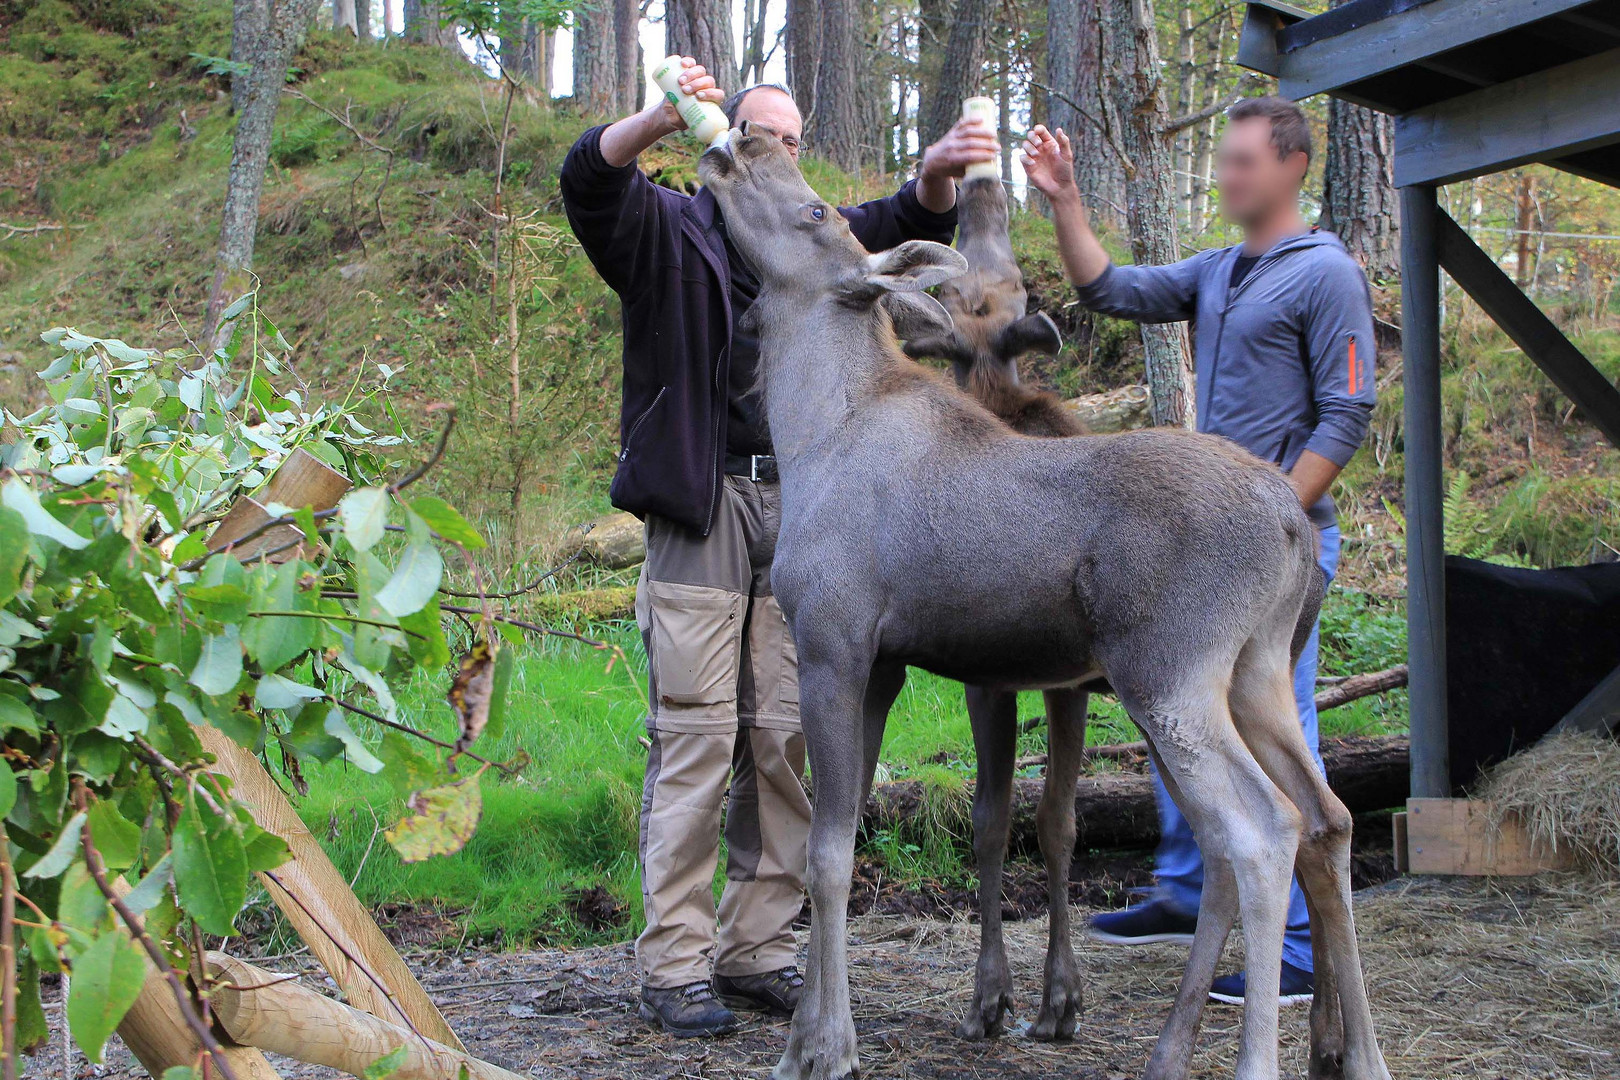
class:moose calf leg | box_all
[1030,687,1088,1042]
[958,685,1018,1039]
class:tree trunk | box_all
[1046,0,1124,226]
[1099,0,1194,428]
[1187,12,1226,235]
[384,0,397,35]
[354,0,369,41]
[917,0,992,149]
[795,0,864,171]
[1319,0,1398,280]
[405,0,459,49]
[1513,173,1536,287]
[785,0,819,126]
[740,0,771,84]
[666,0,735,86]
[332,0,356,35]
[615,0,641,115]
[573,0,620,116]
[230,0,267,113]
[205,0,324,341]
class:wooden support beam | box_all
[1252,0,1598,101]
[1544,661,1620,738]
[1401,185,1452,800]
[195,726,467,1051]
[207,954,528,1080]
[1434,211,1620,449]
[1394,48,1620,186]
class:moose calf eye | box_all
[803,205,827,223]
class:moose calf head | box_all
[903,177,1062,394]
[697,126,968,344]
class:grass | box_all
[289,582,1410,948]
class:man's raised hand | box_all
[920,117,1003,181]
[1021,125,1076,201]
[658,57,725,133]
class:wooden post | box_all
[111,880,283,1080]
[207,954,528,1080]
[194,726,466,1051]
[1400,183,1452,799]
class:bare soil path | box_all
[36,875,1619,1080]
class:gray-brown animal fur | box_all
[698,128,1391,1080]
[903,176,1092,1042]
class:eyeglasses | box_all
[780,136,808,155]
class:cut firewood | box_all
[865,735,1409,853]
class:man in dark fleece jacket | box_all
[560,58,996,1038]
[1022,96,1377,1007]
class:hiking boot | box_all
[1208,960,1316,1006]
[713,966,804,1017]
[639,981,739,1037]
[1086,899,1197,946]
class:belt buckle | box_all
[750,455,761,482]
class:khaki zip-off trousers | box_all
[635,475,809,990]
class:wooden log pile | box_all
[864,735,1410,854]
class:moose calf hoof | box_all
[1029,989,1081,1042]
[956,991,1014,1040]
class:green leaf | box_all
[400,596,451,669]
[23,810,85,880]
[171,795,247,936]
[100,691,150,741]
[484,643,516,744]
[0,505,28,607]
[123,853,174,914]
[384,775,483,862]
[375,542,443,619]
[0,694,39,736]
[86,800,143,871]
[324,710,384,773]
[241,826,292,873]
[340,486,390,552]
[56,863,112,936]
[379,732,438,797]
[189,626,244,697]
[409,497,486,551]
[243,561,315,671]
[282,702,345,762]
[254,673,325,710]
[67,929,148,1063]
[363,1046,410,1080]
[16,958,48,1054]
[1,477,88,550]
[0,762,15,818]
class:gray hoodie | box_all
[1075,230,1376,528]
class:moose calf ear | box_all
[995,312,1062,358]
[882,292,955,343]
[859,241,969,294]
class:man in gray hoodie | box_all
[1021,96,1377,1005]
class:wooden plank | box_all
[195,726,467,1051]
[1400,186,1451,800]
[1406,798,1577,875]
[207,448,352,563]
[208,954,528,1080]
[1236,1,1311,76]
[1434,210,1620,448]
[1545,661,1620,738]
[1391,811,1410,874]
[1394,48,1620,186]
[1265,0,1598,100]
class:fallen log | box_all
[1315,664,1408,712]
[207,954,529,1080]
[864,735,1409,854]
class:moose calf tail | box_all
[1286,513,1326,666]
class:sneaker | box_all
[713,965,804,1017]
[1208,961,1315,1006]
[1086,900,1197,946]
[639,981,740,1037]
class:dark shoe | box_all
[1208,960,1315,1006]
[713,966,804,1017]
[1087,900,1197,946]
[639,982,739,1037]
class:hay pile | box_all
[1476,731,1620,872]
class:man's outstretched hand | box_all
[1021,125,1077,203]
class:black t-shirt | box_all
[1230,252,1262,289]
[720,219,771,457]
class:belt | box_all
[724,453,778,483]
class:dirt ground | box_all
[33,872,1618,1080]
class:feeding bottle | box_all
[650,56,731,150]
[960,96,1001,180]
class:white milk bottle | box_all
[960,96,1001,180]
[649,55,731,150]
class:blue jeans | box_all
[1150,524,1340,973]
